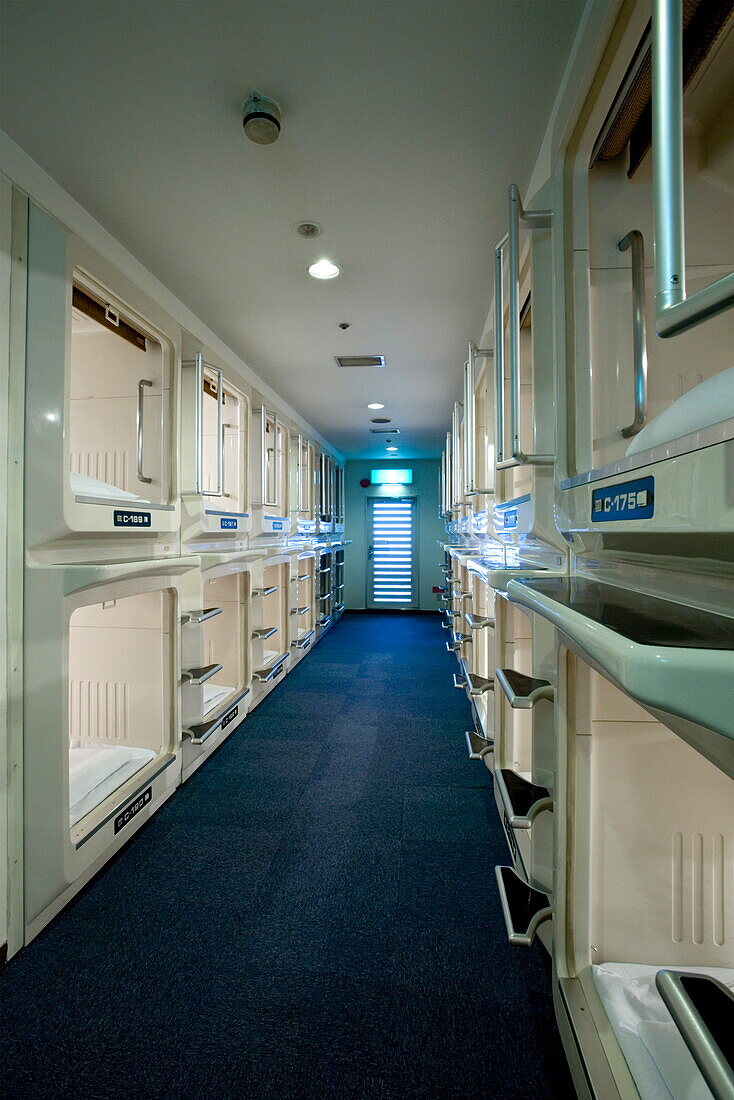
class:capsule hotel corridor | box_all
[3,1,734,1096]
[0,613,570,1098]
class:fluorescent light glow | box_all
[366,402,385,410]
[372,469,413,485]
[308,259,340,280]
[386,445,398,452]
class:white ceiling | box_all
[1,0,583,459]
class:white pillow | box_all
[70,472,142,500]
[626,366,734,456]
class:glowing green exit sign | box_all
[371,468,413,485]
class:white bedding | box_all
[70,472,143,501]
[69,742,157,826]
[593,962,734,1099]
[202,684,234,716]
[626,365,734,457]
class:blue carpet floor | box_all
[0,612,573,1098]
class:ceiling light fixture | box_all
[386,445,398,452]
[366,403,385,410]
[308,259,340,280]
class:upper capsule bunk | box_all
[180,335,251,548]
[563,0,734,486]
[25,202,180,560]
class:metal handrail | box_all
[183,353,224,496]
[653,0,734,336]
[496,184,554,469]
[261,408,278,507]
[451,402,463,508]
[618,230,649,438]
[494,244,510,468]
[464,342,494,496]
[136,379,153,484]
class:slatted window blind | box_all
[369,498,416,607]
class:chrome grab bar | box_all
[465,342,494,496]
[136,379,153,483]
[653,0,734,336]
[618,230,649,438]
[496,184,554,469]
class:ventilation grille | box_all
[670,831,729,947]
[70,679,130,743]
[71,450,130,492]
[335,355,386,368]
[370,428,400,435]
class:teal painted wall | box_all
[344,459,445,611]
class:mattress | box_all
[202,684,234,716]
[626,365,734,457]
[70,472,143,501]
[592,961,734,1099]
[69,742,157,827]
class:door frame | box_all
[365,494,419,610]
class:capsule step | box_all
[465,729,494,759]
[656,970,734,1099]
[496,769,552,829]
[496,668,554,709]
[181,607,223,625]
[465,612,494,630]
[251,626,277,640]
[182,663,223,686]
[182,688,250,744]
[253,654,288,682]
[495,865,552,947]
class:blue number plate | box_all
[272,521,283,530]
[220,517,237,530]
[592,476,654,521]
[503,510,518,530]
[113,509,152,528]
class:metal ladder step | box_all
[496,668,554,709]
[495,865,552,947]
[465,729,494,760]
[496,768,552,829]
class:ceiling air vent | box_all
[335,355,386,368]
[370,428,400,435]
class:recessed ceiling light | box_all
[386,445,398,452]
[308,259,340,280]
[367,402,385,410]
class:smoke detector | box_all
[295,222,321,238]
[242,90,281,145]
